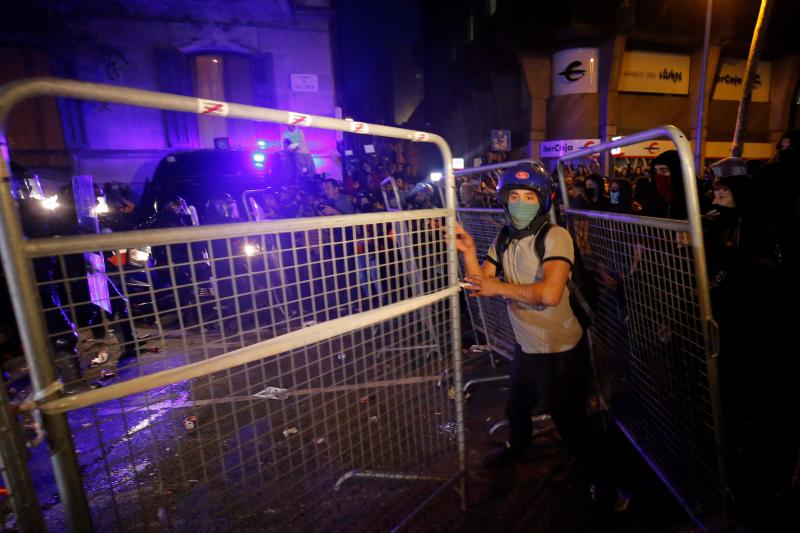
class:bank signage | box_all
[290,73,319,92]
[540,138,601,158]
[491,130,511,151]
[619,51,691,95]
[712,59,771,102]
[552,48,598,96]
[611,139,677,158]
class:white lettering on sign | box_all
[197,99,229,116]
[412,131,430,142]
[287,112,312,127]
[349,122,370,134]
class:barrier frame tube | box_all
[0,77,466,527]
[556,125,728,527]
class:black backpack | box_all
[493,222,596,330]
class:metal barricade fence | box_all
[454,208,514,361]
[452,159,544,363]
[0,78,465,531]
[557,127,726,530]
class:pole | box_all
[694,0,713,174]
[731,0,774,158]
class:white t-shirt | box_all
[487,224,583,354]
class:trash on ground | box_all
[91,351,110,366]
[282,427,299,437]
[333,352,346,361]
[183,416,198,431]
[437,422,458,440]
[253,387,290,400]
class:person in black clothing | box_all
[647,150,687,219]
[608,178,634,215]
[584,173,610,211]
[703,157,796,527]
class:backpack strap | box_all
[533,223,595,326]
[491,225,511,278]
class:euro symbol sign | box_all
[558,61,586,83]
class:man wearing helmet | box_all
[455,163,596,472]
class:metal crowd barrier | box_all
[454,135,726,529]
[0,78,465,531]
[556,126,726,530]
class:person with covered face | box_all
[453,164,613,505]
[703,157,796,527]
[647,150,687,219]
[609,178,634,215]
[583,173,610,212]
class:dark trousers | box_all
[506,334,599,465]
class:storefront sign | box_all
[712,59,771,102]
[619,51,691,95]
[491,130,511,151]
[704,141,773,159]
[552,48,598,96]
[290,73,319,92]
[611,139,677,158]
[540,138,601,158]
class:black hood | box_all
[650,150,685,196]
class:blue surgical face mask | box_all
[610,190,620,205]
[507,200,540,229]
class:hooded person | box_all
[703,159,796,525]
[584,173,610,211]
[648,150,687,219]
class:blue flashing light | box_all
[256,139,267,149]
[251,151,266,165]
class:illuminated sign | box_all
[552,48,598,95]
[611,139,677,158]
[540,139,601,158]
[619,51,691,95]
[712,59,771,102]
[491,130,511,151]
[291,73,319,92]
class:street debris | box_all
[253,387,290,400]
[282,427,299,437]
[183,416,198,431]
[437,422,457,440]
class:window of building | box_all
[193,54,227,147]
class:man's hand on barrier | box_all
[463,274,501,297]
[450,222,475,254]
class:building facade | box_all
[1,0,340,196]
[410,0,800,173]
